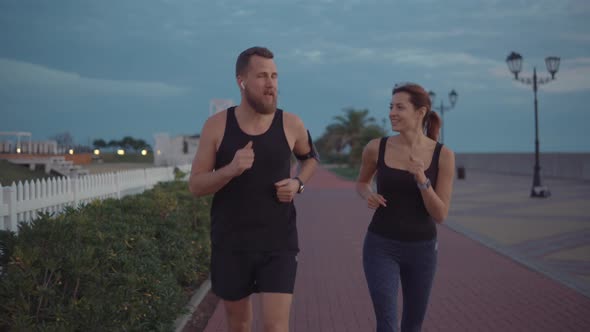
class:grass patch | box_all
[0,160,54,185]
[327,165,359,181]
[99,152,154,163]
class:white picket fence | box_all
[0,164,192,232]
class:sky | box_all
[0,0,589,153]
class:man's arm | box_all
[291,122,318,185]
[188,113,254,197]
[274,114,318,202]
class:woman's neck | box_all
[398,130,426,150]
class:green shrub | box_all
[0,181,211,331]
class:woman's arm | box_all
[416,146,455,223]
[356,139,387,209]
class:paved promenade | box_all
[200,167,590,331]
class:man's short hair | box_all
[235,46,274,77]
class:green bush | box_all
[0,180,211,331]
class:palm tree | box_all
[350,123,388,165]
[316,108,387,166]
[332,108,374,150]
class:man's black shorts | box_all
[210,250,298,301]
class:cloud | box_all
[541,67,590,93]
[452,0,571,19]
[383,49,498,68]
[567,57,590,66]
[288,43,501,69]
[290,49,324,63]
[371,87,393,100]
[561,33,590,42]
[0,58,190,98]
[502,96,529,106]
[566,0,590,14]
[232,9,255,17]
[391,29,499,41]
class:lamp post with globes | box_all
[428,89,458,144]
[505,51,560,198]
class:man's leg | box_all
[260,293,293,332]
[223,296,253,332]
[211,250,256,332]
[256,252,297,332]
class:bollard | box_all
[457,166,466,180]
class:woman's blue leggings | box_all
[363,231,438,332]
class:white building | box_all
[0,131,58,154]
[153,133,200,167]
[152,99,232,167]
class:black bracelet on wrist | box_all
[293,176,305,194]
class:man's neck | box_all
[237,103,275,120]
[235,103,276,135]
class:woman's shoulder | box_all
[366,136,387,150]
[435,139,454,155]
[438,143,455,167]
[362,137,387,162]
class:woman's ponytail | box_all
[424,111,441,141]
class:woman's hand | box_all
[367,193,387,209]
[409,155,427,184]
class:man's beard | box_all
[245,90,277,115]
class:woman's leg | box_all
[399,240,437,332]
[363,231,402,332]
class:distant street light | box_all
[117,149,125,156]
[428,89,458,144]
[94,149,100,156]
[141,149,148,156]
[505,51,560,198]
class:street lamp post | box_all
[428,89,458,144]
[505,51,560,198]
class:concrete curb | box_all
[174,279,212,332]
[444,222,590,299]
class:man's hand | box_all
[274,178,299,203]
[228,141,254,177]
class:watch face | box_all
[418,178,430,190]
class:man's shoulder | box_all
[205,109,228,127]
[280,110,304,128]
[201,109,228,139]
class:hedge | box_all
[0,180,211,331]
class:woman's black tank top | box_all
[368,137,442,241]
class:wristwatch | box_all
[294,177,305,194]
[417,178,431,191]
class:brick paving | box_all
[201,167,590,332]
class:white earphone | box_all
[240,81,245,90]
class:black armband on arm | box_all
[294,130,320,162]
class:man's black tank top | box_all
[211,106,297,252]
[368,137,443,241]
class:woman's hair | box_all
[392,83,441,141]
